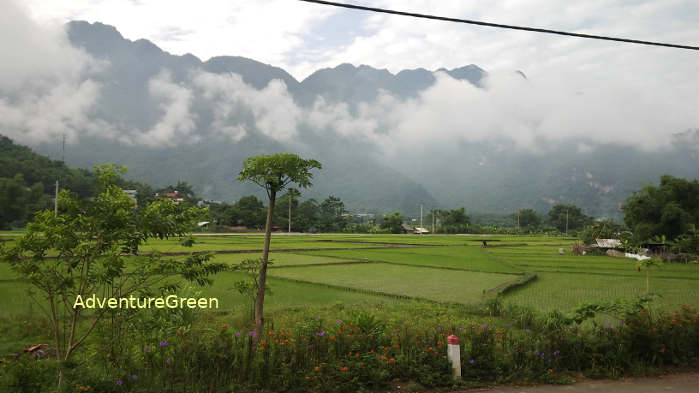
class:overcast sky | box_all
[21,0,699,82]
[3,0,698,152]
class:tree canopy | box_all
[0,164,225,388]
[546,204,592,233]
[238,153,322,199]
[622,175,699,243]
[516,208,541,230]
[381,211,405,234]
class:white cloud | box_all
[132,71,197,147]
[24,0,335,73]
[5,0,699,154]
[0,0,103,145]
[192,71,299,142]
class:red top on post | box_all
[447,335,459,345]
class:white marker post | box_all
[447,335,461,380]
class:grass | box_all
[486,245,699,279]
[211,252,362,267]
[138,235,384,253]
[268,262,518,304]
[2,234,697,322]
[503,271,699,312]
[295,246,520,273]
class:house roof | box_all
[595,238,622,248]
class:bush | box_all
[3,304,698,392]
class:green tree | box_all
[0,164,226,389]
[232,195,266,228]
[546,204,592,234]
[380,212,405,234]
[515,208,541,231]
[238,153,321,335]
[319,195,348,232]
[441,207,470,233]
[579,219,625,245]
[0,174,47,228]
[295,198,320,232]
[622,175,699,244]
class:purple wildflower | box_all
[437,327,441,332]
[316,315,320,320]
[534,349,539,355]
[337,319,342,323]
[116,380,123,386]
[482,323,487,328]
[553,350,560,356]
[166,359,171,364]
[145,346,151,352]
[249,331,256,337]
[160,341,168,346]
[317,330,326,337]
[132,375,138,380]
[469,359,475,364]
[525,329,531,333]
[619,320,624,325]
[236,333,241,337]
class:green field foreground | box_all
[2,233,698,317]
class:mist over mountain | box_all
[7,21,698,219]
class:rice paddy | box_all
[1,233,698,317]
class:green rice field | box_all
[1,233,697,317]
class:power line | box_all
[298,0,699,51]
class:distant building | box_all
[122,189,138,207]
[400,224,429,234]
[155,191,185,204]
[595,239,623,249]
[197,200,221,208]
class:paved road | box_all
[458,371,699,393]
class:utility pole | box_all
[432,210,435,234]
[288,196,291,233]
[55,134,65,217]
[61,134,66,162]
[54,180,59,217]
[420,204,423,229]
[565,208,569,236]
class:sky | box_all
[2,0,699,152]
[19,0,699,82]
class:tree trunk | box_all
[255,191,275,336]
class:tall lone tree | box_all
[238,154,321,335]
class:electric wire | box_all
[299,0,699,51]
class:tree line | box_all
[2,135,696,253]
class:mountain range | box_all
[22,21,699,219]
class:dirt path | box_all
[457,371,699,393]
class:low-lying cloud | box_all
[0,0,103,146]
